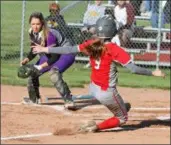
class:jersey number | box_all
[94,59,101,70]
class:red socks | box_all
[97,117,120,130]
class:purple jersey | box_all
[28,28,75,73]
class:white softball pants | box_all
[89,82,128,125]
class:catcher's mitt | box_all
[17,64,41,78]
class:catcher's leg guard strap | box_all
[49,68,71,100]
[27,77,41,103]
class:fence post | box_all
[20,0,26,65]
[156,1,162,69]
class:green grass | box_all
[117,67,170,89]
[1,60,170,89]
[1,60,90,88]
[136,20,170,28]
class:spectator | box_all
[82,0,105,34]
[108,0,113,5]
[130,0,142,16]
[104,7,115,19]
[112,0,135,47]
[140,0,152,17]
[108,0,117,5]
[45,2,68,37]
[163,0,170,25]
[150,0,166,28]
[140,0,168,28]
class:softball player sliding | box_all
[32,15,165,133]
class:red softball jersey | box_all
[78,39,131,90]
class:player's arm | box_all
[32,43,79,54]
[27,49,37,61]
[125,62,152,76]
[125,62,165,77]
[21,43,37,65]
[112,44,165,77]
[32,39,94,54]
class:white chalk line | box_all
[68,113,170,117]
[1,132,52,141]
[1,102,71,115]
[1,127,170,141]
[1,102,170,111]
[79,105,170,111]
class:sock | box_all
[97,117,120,130]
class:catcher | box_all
[45,2,68,38]
[19,12,75,109]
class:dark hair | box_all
[29,12,49,46]
[29,12,45,25]
[85,38,106,60]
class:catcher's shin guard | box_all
[27,76,41,103]
[49,68,71,101]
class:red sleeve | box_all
[110,44,131,65]
[78,39,95,52]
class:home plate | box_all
[156,116,170,121]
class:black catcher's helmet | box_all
[96,15,117,39]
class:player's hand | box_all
[152,69,166,78]
[20,58,29,65]
[31,43,48,54]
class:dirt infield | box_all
[1,85,170,144]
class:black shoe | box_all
[125,102,131,112]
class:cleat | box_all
[22,97,34,105]
[78,120,98,133]
[64,99,76,110]
[22,97,42,105]
[64,94,76,110]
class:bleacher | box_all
[66,4,170,67]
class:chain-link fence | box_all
[1,0,170,68]
[1,0,170,81]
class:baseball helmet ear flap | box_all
[96,15,117,39]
